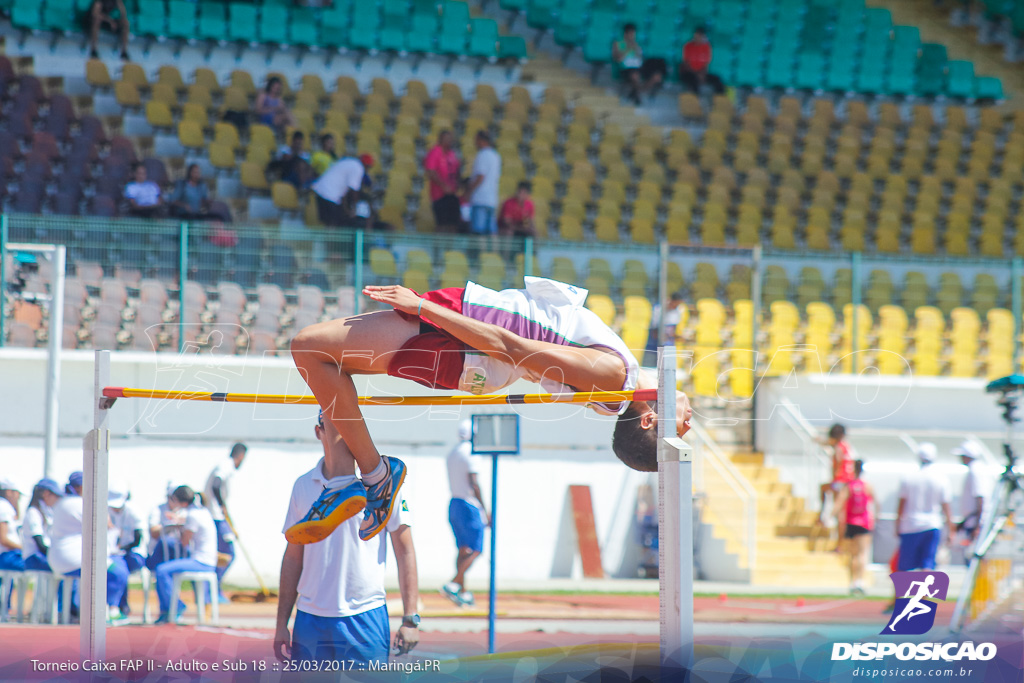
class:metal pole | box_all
[1013,258,1022,370]
[658,240,669,347]
[0,214,8,348]
[487,452,499,654]
[178,222,189,354]
[658,345,694,673]
[82,350,110,660]
[354,230,364,315]
[523,236,534,278]
[750,247,762,448]
[43,245,66,479]
[851,252,862,374]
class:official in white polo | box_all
[203,442,247,601]
[274,412,420,665]
[895,443,954,571]
[953,441,994,554]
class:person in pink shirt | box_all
[833,460,877,596]
[498,181,535,238]
[423,130,462,232]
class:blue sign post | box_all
[470,413,520,655]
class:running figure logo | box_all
[882,571,950,635]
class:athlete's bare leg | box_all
[290,310,419,477]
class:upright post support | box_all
[178,222,189,354]
[44,246,66,479]
[523,237,534,278]
[658,240,669,347]
[750,247,762,448]
[658,345,694,672]
[487,453,499,654]
[851,252,862,374]
[0,214,8,348]
[82,350,110,660]
[1012,258,1022,370]
[353,230,365,315]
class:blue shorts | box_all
[898,529,941,571]
[449,498,485,553]
[291,606,389,665]
[470,205,496,235]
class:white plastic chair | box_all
[0,570,28,623]
[170,571,219,624]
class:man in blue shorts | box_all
[442,420,490,606]
[895,443,954,571]
[274,412,420,665]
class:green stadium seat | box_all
[687,0,714,24]
[766,52,793,88]
[864,6,892,33]
[350,2,381,50]
[886,65,916,95]
[406,12,438,52]
[438,1,470,55]
[382,0,407,23]
[526,0,557,29]
[289,7,319,46]
[975,76,1004,100]
[583,10,616,63]
[554,0,587,47]
[259,3,289,44]
[498,35,528,61]
[197,2,227,41]
[321,2,350,47]
[856,60,887,93]
[12,0,43,30]
[946,60,974,98]
[167,0,196,39]
[826,62,856,92]
[652,0,682,20]
[468,17,499,60]
[620,0,647,25]
[500,0,527,11]
[714,1,745,35]
[916,43,947,96]
[135,1,166,38]
[645,27,677,61]
[43,0,76,32]
[378,22,406,52]
[795,51,824,90]
[228,3,258,43]
[734,51,764,87]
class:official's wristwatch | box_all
[402,614,421,628]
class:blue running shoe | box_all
[358,456,406,541]
[285,479,368,545]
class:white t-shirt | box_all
[961,460,993,522]
[447,440,482,508]
[282,459,410,618]
[124,181,161,207]
[48,496,84,575]
[312,157,365,204]
[204,458,237,521]
[0,497,21,550]
[21,505,50,559]
[898,464,952,534]
[469,147,501,208]
[148,502,186,554]
[184,504,218,567]
[109,503,144,550]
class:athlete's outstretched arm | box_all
[363,285,627,392]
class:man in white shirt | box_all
[442,420,490,607]
[154,485,219,624]
[48,472,130,623]
[204,443,246,602]
[312,154,375,228]
[124,163,163,218]
[108,488,145,615]
[274,411,420,665]
[952,441,994,552]
[466,131,501,236]
[0,478,25,614]
[895,443,954,571]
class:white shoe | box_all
[440,582,462,606]
[459,591,475,607]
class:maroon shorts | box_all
[386,287,467,390]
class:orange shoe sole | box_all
[284,495,367,545]
[359,466,407,542]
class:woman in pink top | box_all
[833,460,876,596]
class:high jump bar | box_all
[101,386,658,406]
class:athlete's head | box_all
[169,485,196,509]
[230,442,247,468]
[853,459,864,478]
[612,396,692,472]
[827,423,845,446]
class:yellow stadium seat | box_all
[249,124,277,150]
[145,100,174,128]
[240,161,269,191]
[369,249,398,278]
[86,59,112,88]
[691,352,721,397]
[114,80,141,108]
[586,295,616,327]
[213,122,240,151]
[177,121,205,150]
[271,182,299,211]
[208,142,236,171]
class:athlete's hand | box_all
[676,390,693,437]
[393,625,419,656]
[273,625,292,661]
[363,285,423,315]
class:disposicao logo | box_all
[831,571,998,662]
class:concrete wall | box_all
[0,349,656,587]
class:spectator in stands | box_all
[312,154,375,229]
[108,488,145,615]
[466,131,502,237]
[833,460,876,595]
[424,130,462,233]
[612,23,665,105]
[498,181,535,239]
[21,478,63,571]
[146,485,186,573]
[169,164,221,222]
[680,26,725,95]
[952,441,993,557]
[124,162,164,218]
[311,133,338,178]
[895,443,953,571]
[256,77,296,135]
[442,420,489,607]
[87,0,130,61]
[154,486,218,624]
[203,443,247,604]
[269,131,312,190]
[645,292,685,365]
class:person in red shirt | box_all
[680,26,725,95]
[819,423,856,525]
[423,130,462,233]
[498,182,535,238]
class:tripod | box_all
[949,378,1024,632]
